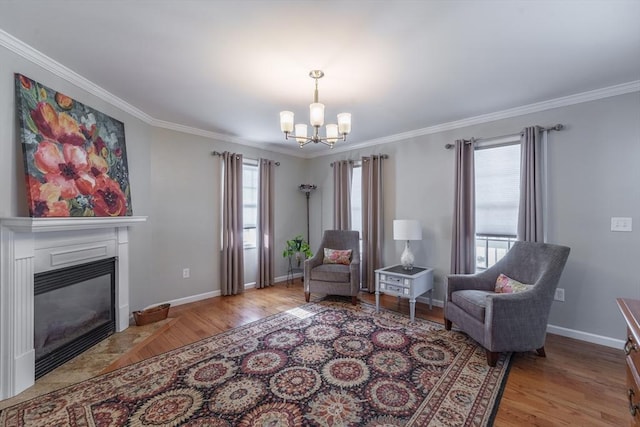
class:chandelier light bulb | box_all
[309,103,325,127]
[280,111,294,133]
[295,124,308,144]
[326,124,338,144]
[337,113,351,135]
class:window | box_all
[350,163,362,236]
[475,142,520,271]
[350,163,364,283]
[242,160,258,248]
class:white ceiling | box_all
[0,0,639,157]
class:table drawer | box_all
[626,358,640,424]
[379,274,409,286]
[380,282,410,296]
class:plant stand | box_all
[286,255,304,287]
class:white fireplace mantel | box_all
[1,216,147,233]
[0,216,147,400]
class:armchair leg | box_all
[536,346,546,358]
[444,318,452,331]
[351,296,357,305]
[305,292,310,302]
[486,350,499,367]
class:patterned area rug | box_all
[0,300,511,426]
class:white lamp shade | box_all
[309,103,325,126]
[295,124,308,143]
[280,111,294,133]
[393,219,422,241]
[326,124,338,144]
[337,113,351,134]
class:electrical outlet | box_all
[182,268,190,278]
[554,288,565,302]
[611,217,632,232]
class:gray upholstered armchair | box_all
[444,241,570,366]
[304,230,360,305]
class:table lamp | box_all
[393,219,422,270]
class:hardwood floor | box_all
[1,281,628,425]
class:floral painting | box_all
[15,74,132,217]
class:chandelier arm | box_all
[284,131,347,146]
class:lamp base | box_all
[400,241,414,270]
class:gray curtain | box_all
[362,155,384,292]
[257,158,275,289]
[333,160,352,230]
[450,139,476,274]
[221,152,244,295]
[518,126,544,242]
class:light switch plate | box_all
[611,217,632,232]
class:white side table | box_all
[375,265,434,322]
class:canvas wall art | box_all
[14,73,133,217]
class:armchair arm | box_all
[446,270,496,300]
[484,289,550,351]
[349,259,361,294]
[303,251,324,291]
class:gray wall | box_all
[2,40,638,342]
[147,127,308,306]
[307,92,640,341]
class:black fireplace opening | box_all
[34,257,116,379]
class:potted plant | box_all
[283,235,313,267]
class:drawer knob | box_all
[624,336,638,355]
[629,389,640,416]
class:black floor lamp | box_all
[298,184,317,245]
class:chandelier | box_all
[279,70,351,148]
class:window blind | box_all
[475,143,520,236]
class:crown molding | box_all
[0,30,155,123]
[311,80,640,158]
[149,118,307,158]
[3,29,638,161]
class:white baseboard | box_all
[275,273,303,284]
[418,298,623,350]
[546,324,624,350]
[142,290,221,311]
[141,277,297,312]
[416,296,444,308]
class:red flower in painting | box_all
[92,176,127,216]
[19,75,31,90]
[30,101,86,146]
[33,140,95,197]
[26,175,69,217]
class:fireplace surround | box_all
[0,216,146,400]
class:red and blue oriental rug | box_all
[0,300,511,426]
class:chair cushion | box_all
[494,273,533,294]
[310,263,351,283]
[451,290,494,322]
[323,248,352,265]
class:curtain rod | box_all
[330,154,389,167]
[444,124,564,149]
[211,150,280,166]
